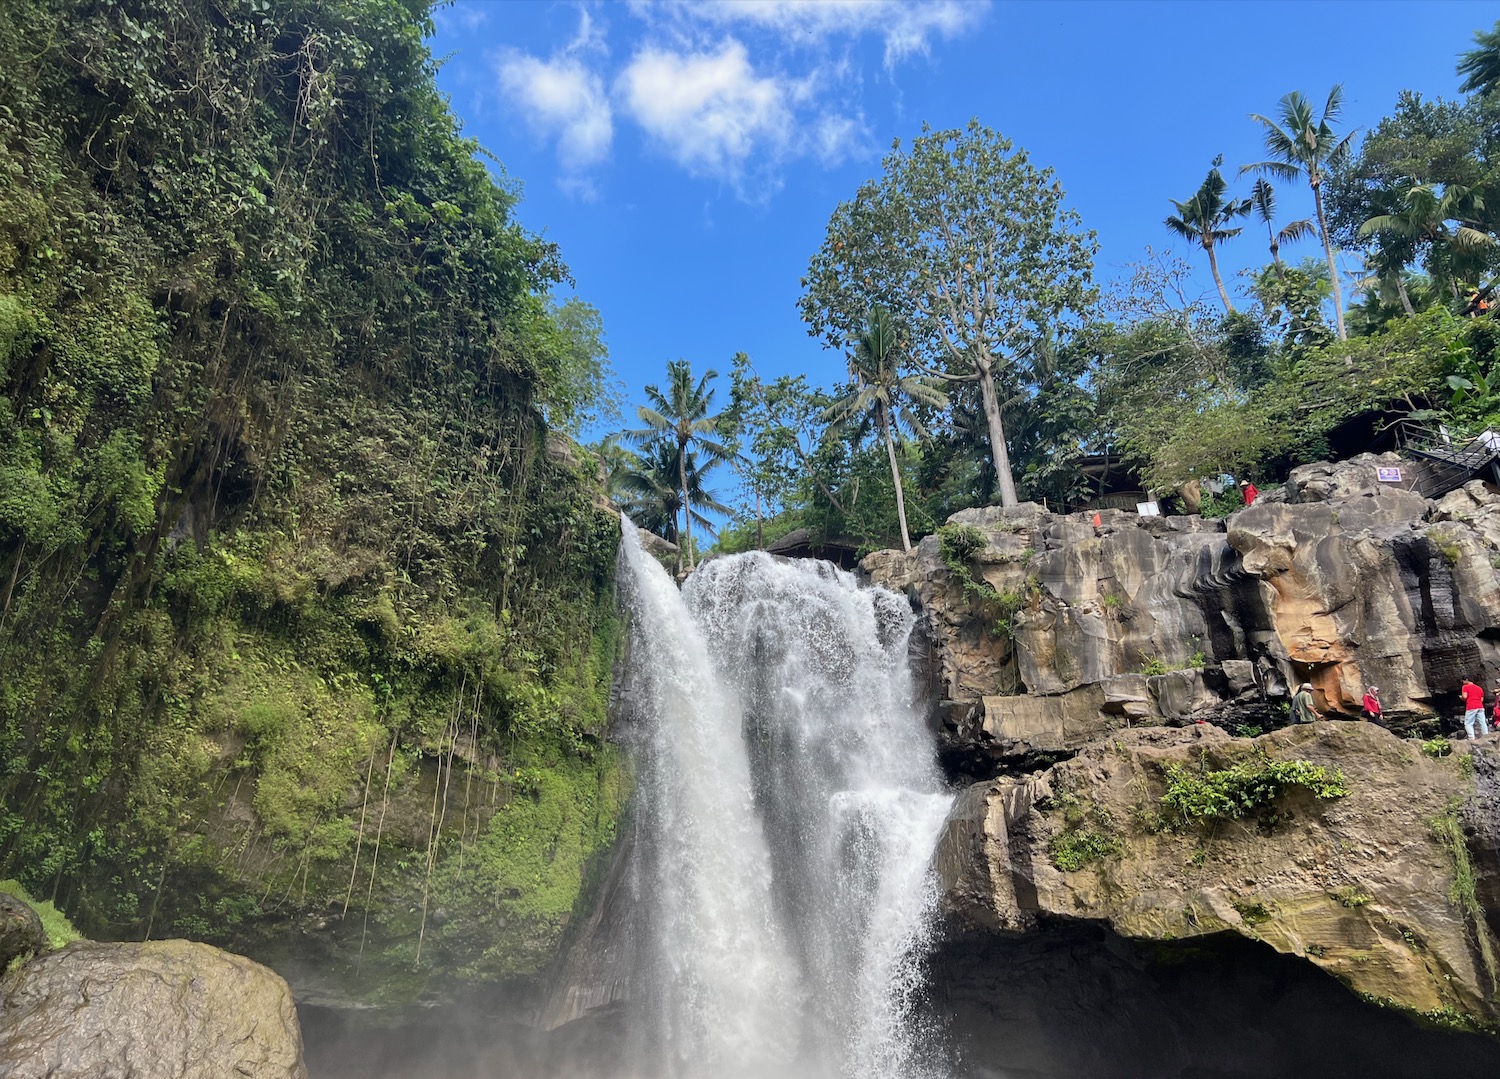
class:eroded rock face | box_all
[863,455,1500,773]
[0,939,307,1079]
[934,722,1500,1022]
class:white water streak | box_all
[618,522,953,1079]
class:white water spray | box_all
[617,521,954,1079]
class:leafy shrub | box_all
[1333,885,1373,908]
[1420,737,1453,759]
[1160,753,1350,826]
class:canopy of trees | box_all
[664,20,1500,561]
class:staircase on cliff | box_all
[1391,419,1500,497]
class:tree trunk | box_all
[1312,180,1347,341]
[976,361,1019,507]
[1206,242,1236,314]
[1396,273,1415,316]
[881,407,912,554]
[1268,227,1286,281]
[678,440,693,573]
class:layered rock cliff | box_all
[864,454,1500,1030]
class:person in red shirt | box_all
[1461,678,1486,740]
[1360,686,1382,725]
[1238,479,1259,506]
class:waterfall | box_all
[617,521,954,1079]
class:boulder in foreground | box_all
[0,939,306,1079]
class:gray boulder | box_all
[0,939,306,1078]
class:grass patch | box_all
[1048,828,1121,872]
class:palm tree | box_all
[1249,178,1316,278]
[1242,87,1359,340]
[824,307,948,554]
[1357,182,1496,301]
[1458,21,1500,97]
[630,360,733,572]
[1165,159,1252,314]
[616,440,731,554]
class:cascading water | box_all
[617,520,954,1079]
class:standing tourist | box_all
[1461,677,1487,740]
[1361,686,1382,724]
[1291,682,1319,724]
[1238,478,1259,506]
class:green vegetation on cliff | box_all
[0,0,623,1001]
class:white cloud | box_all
[617,38,867,196]
[631,0,987,67]
[618,40,789,179]
[496,51,614,173]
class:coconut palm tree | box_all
[1458,21,1500,97]
[1165,159,1252,314]
[1358,182,1496,301]
[616,440,731,557]
[629,360,733,572]
[1249,178,1316,278]
[823,306,948,554]
[1242,88,1359,340]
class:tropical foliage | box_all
[699,19,1500,559]
[0,0,624,1001]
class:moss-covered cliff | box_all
[0,0,624,1003]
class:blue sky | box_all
[427,0,1496,441]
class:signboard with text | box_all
[1376,467,1402,483]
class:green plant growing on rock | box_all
[937,523,1028,637]
[0,879,81,950]
[1040,778,1121,872]
[1160,752,1350,827]
[1425,528,1463,567]
[1332,885,1373,908]
[1420,737,1453,759]
[1231,898,1272,925]
[1049,828,1121,872]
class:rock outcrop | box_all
[864,455,1500,1030]
[0,939,307,1078]
[865,454,1500,774]
[935,721,1500,1022]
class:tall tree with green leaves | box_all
[1165,158,1252,313]
[616,440,731,552]
[1358,182,1496,301]
[800,120,1096,508]
[823,307,948,554]
[1458,20,1500,97]
[630,360,733,572]
[1249,178,1315,278]
[1242,88,1358,341]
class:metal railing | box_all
[1390,420,1499,497]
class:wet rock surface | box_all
[0,939,306,1079]
[0,893,45,971]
